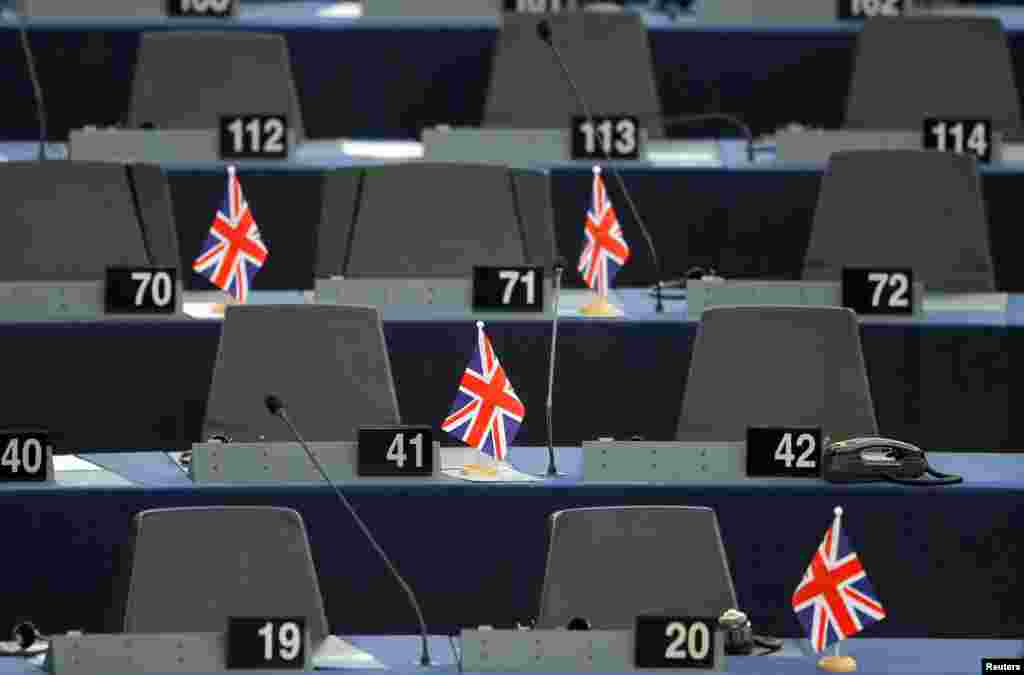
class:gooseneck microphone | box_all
[545,257,566,477]
[659,113,756,164]
[11,10,47,161]
[264,395,433,667]
[537,19,665,313]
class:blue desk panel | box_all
[5,12,1024,141]
[0,451,1019,640]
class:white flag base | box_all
[579,293,624,317]
[817,655,857,672]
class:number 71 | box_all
[498,270,536,305]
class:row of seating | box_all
[12,14,1022,145]
[114,504,733,643]
[0,151,996,292]
[203,303,878,443]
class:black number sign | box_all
[473,266,545,312]
[357,427,434,477]
[219,115,289,160]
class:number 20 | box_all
[664,621,710,661]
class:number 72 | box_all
[867,272,909,308]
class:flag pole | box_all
[460,321,499,478]
[579,167,625,318]
[817,507,858,673]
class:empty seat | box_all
[121,507,328,644]
[0,161,178,281]
[129,32,305,140]
[803,150,995,292]
[845,17,1020,132]
[484,13,663,137]
[315,163,557,278]
[536,506,737,628]
[677,306,877,442]
[202,305,400,442]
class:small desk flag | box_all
[578,166,630,296]
[441,321,525,462]
[193,165,269,303]
[792,507,886,652]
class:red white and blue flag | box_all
[792,507,886,652]
[192,166,268,303]
[578,166,630,296]
[441,322,525,462]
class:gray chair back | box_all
[484,13,663,137]
[803,150,994,292]
[845,17,1020,132]
[537,506,737,629]
[315,163,557,278]
[0,161,176,281]
[129,32,305,140]
[202,305,400,442]
[677,306,877,442]
[123,507,328,644]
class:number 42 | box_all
[774,432,817,469]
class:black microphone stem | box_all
[545,263,564,476]
[271,407,433,667]
[14,11,46,162]
[542,28,664,313]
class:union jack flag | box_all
[441,322,525,462]
[578,166,630,296]
[792,508,886,652]
[192,166,268,303]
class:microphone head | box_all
[13,622,38,649]
[264,394,285,416]
[553,256,567,271]
[537,20,552,44]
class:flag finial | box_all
[476,320,485,329]
[834,506,843,517]
[592,165,601,175]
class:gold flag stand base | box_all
[579,294,624,317]
[817,656,857,672]
[460,463,499,478]
[210,296,239,317]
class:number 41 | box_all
[386,433,424,469]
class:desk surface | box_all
[0,635,1020,674]
[43,449,1024,495]
[186,288,1024,326]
